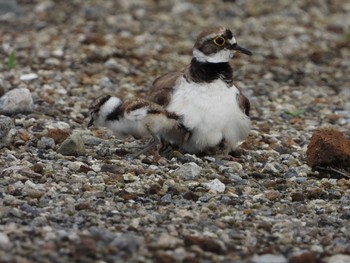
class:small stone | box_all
[24,180,45,199]
[229,173,244,183]
[82,134,105,145]
[101,164,125,174]
[45,121,70,131]
[295,177,307,183]
[228,161,243,171]
[0,115,14,148]
[262,162,284,174]
[123,173,137,182]
[47,128,70,144]
[0,232,10,249]
[75,203,91,211]
[116,190,137,200]
[30,163,44,174]
[156,233,183,249]
[17,129,31,142]
[172,162,201,180]
[184,235,224,254]
[109,233,141,254]
[291,192,305,202]
[68,161,84,171]
[0,116,14,138]
[265,190,280,201]
[37,137,55,149]
[203,179,225,193]
[250,254,287,263]
[0,88,33,115]
[160,193,172,204]
[20,73,38,81]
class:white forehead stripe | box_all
[228,37,236,45]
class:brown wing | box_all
[149,71,182,106]
[238,92,250,117]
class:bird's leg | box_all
[129,130,160,159]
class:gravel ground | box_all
[0,0,350,262]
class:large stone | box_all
[0,88,33,115]
[57,130,87,156]
[307,128,350,170]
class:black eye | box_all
[213,36,225,47]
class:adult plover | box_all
[88,95,187,157]
[149,26,252,154]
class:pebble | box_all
[203,179,226,193]
[110,233,142,253]
[229,173,244,183]
[265,190,280,201]
[0,232,10,249]
[37,137,55,149]
[20,73,38,81]
[172,162,202,180]
[0,115,14,145]
[0,88,34,115]
[262,162,285,174]
[23,180,45,198]
[156,233,183,249]
[291,192,305,202]
[68,161,84,171]
[250,254,288,263]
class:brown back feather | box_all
[149,72,182,106]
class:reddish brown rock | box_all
[289,251,321,263]
[306,128,350,169]
[47,128,70,144]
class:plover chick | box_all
[88,95,186,158]
[149,26,252,155]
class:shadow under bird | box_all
[88,95,187,158]
[149,26,252,155]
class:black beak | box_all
[231,43,252,56]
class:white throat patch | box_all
[193,48,234,63]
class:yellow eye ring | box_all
[213,36,225,47]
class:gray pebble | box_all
[172,162,201,180]
[110,233,142,254]
[0,232,10,250]
[37,137,55,149]
[203,179,225,193]
[58,130,85,156]
[0,88,33,115]
[160,193,172,204]
[250,254,287,263]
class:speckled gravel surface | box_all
[0,0,350,262]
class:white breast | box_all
[167,77,251,153]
